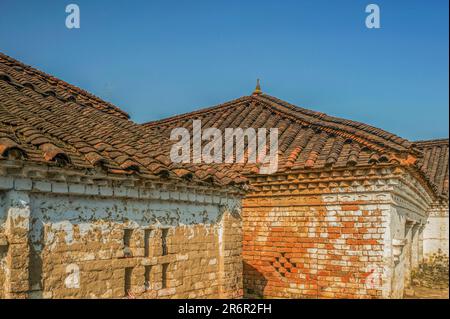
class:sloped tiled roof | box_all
[0,53,129,120]
[0,52,245,186]
[1,51,445,196]
[144,93,420,174]
[415,138,449,199]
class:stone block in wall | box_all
[52,182,68,194]
[33,181,52,192]
[0,176,13,190]
[85,185,100,196]
[68,184,86,194]
[99,186,113,196]
[14,178,32,191]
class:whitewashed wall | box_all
[423,204,449,258]
[0,174,243,299]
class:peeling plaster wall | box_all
[0,176,243,299]
[423,204,449,258]
[0,192,5,226]
[387,201,427,298]
[0,192,6,298]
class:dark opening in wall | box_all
[161,228,169,256]
[144,229,152,257]
[123,229,133,247]
[124,267,133,296]
[0,244,7,260]
[144,265,152,291]
[28,245,43,296]
[123,229,133,257]
[162,263,169,289]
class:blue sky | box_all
[0,0,448,140]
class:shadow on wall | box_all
[243,262,268,299]
[28,237,43,299]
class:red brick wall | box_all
[243,195,386,299]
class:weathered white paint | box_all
[5,191,31,232]
[64,263,80,289]
[320,172,432,299]
[28,192,239,254]
[423,204,449,257]
[0,168,243,298]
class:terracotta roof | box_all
[144,93,419,174]
[0,52,244,187]
[414,138,449,199]
[0,53,129,120]
[2,52,444,196]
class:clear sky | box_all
[0,0,448,140]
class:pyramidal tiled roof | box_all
[0,52,245,186]
[145,94,450,198]
[414,138,449,199]
[144,93,419,173]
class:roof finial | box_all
[253,78,262,95]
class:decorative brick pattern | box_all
[243,200,386,299]
[243,169,432,299]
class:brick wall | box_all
[243,197,388,298]
[0,166,440,299]
[243,168,432,299]
[0,174,243,299]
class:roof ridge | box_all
[256,94,413,153]
[139,92,443,197]
[146,92,414,154]
[413,137,449,199]
[0,51,130,120]
[1,53,246,188]
[414,138,449,145]
[144,96,253,127]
